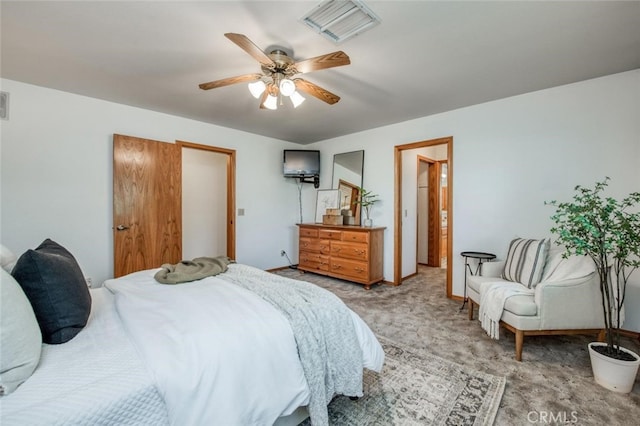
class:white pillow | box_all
[541,248,596,282]
[0,269,42,396]
[0,244,17,273]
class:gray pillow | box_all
[11,239,91,344]
[0,269,42,396]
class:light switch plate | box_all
[0,92,9,120]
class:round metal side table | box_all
[459,251,496,311]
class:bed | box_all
[0,242,384,426]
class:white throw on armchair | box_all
[467,239,605,361]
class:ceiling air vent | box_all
[301,0,381,44]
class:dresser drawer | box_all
[330,241,368,262]
[299,252,329,271]
[297,223,384,289]
[342,231,369,243]
[330,258,369,281]
[299,227,319,238]
[300,237,330,254]
[319,229,342,240]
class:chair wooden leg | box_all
[468,300,474,320]
[515,329,524,362]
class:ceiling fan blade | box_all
[294,51,350,74]
[294,79,341,105]
[199,73,262,90]
[259,90,269,109]
[224,33,274,68]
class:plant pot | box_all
[363,218,373,227]
[588,342,640,393]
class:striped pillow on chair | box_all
[502,238,550,288]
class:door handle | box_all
[116,225,130,231]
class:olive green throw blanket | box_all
[154,256,234,284]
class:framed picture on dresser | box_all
[314,189,340,223]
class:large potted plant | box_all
[356,187,379,227]
[547,177,640,393]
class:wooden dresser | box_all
[297,224,385,290]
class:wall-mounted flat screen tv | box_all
[283,150,320,177]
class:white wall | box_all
[0,79,311,285]
[3,71,639,327]
[310,70,640,306]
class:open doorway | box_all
[394,137,452,298]
[113,136,236,277]
[177,140,236,261]
[417,156,447,268]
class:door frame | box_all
[394,136,453,297]
[176,140,236,260]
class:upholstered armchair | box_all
[467,239,605,361]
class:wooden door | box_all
[427,161,441,266]
[113,134,182,277]
[416,158,430,264]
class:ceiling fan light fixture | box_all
[290,91,306,108]
[279,78,296,97]
[248,80,266,98]
[263,94,278,110]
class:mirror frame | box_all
[332,150,365,226]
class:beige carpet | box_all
[276,266,640,425]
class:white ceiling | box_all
[2,1,639,144]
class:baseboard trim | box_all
[618,329,640,341]
[401,272,418,282]
[266,266,290,273]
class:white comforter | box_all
[0,288,168,426]
[104,266,384,426]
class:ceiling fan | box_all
[198,33,351,109]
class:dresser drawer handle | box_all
[355,267,364,273]
[334,264,342,270]
[354,249,365,255]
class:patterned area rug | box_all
[303,336,505,426]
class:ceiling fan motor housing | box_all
[262,49,297,77]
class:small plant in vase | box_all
[356,187,379,227]
[547,177,640,393]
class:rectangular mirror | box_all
[332,150,364,226]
